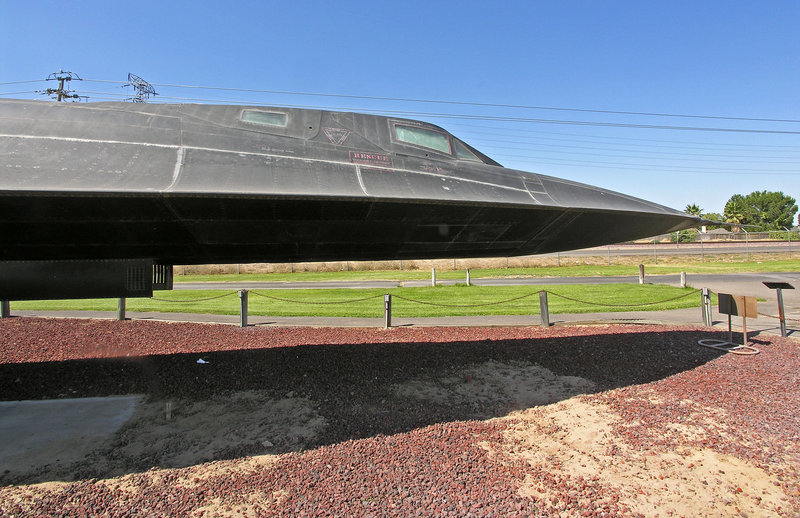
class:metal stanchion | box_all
[763,282,794,338]
[539,291,550,328]
[384,294,392,328]
[239,289,248,328]
[0,300,9,319]
[117,297,126,321]
[701,288,712,327]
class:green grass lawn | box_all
[11,284,710,318]
[174,258,799,284]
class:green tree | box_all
[723,191,797,231]
[684,203,703,216]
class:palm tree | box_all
[725,213,744,233]
[684,203,703,216]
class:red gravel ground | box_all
[1,317,798,517]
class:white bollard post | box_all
[431,268,436,287]
[466,268,471,286]
[680,272,686,288]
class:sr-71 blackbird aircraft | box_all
[0,99,700,300]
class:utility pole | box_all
[125,73,157,103]
[41,70,82,101]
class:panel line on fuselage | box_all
[166,147,186,191]
[354,165,370,196]
[0,133,534,199]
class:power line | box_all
[469,138,800,161]
[68,91,800,135]
[443,121,800,150]
[494,154,800,175]
[80,78,800,124]
[7,76,799,134]
[0,80,46,86]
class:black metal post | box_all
[384,294,392,328]
[239,289,248,328]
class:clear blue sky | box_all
[2,0,798,219]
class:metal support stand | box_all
[239,289,248,328]
[384,294,392,328]
[539,291,550,328]
[701,288,712,327]
[466,268,471,286]
[776,288,787,337]
[117,298,126,321]
[0,300,9,319]
[763,282,794,338]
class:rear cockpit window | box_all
[394,124,451,154]
[241,110,288,127]
[453,138,482,162]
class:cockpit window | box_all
[394,124,451,154]
[241,110,288,127]
[453,138,482,162]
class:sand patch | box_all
[391,359,595,409]
[108,390,326,469]
[5,390,325,483]
[497,398,793,517]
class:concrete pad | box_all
[0,395,142,479]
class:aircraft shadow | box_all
[1,328,728,484]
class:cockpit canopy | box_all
[239,107,500,166]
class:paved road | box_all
[175,272,800,300]
[547,241,794,257]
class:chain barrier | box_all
[148,287,704,312]
[391,291,541,308]
[757,311,800,323]
[391,288,701,309]
[249,290,384,305]
[150,291,238,303]
[543,288,702,308]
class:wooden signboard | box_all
[718,293,758,319]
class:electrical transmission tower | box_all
[40,70,82,101]
[125,73,157,103]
